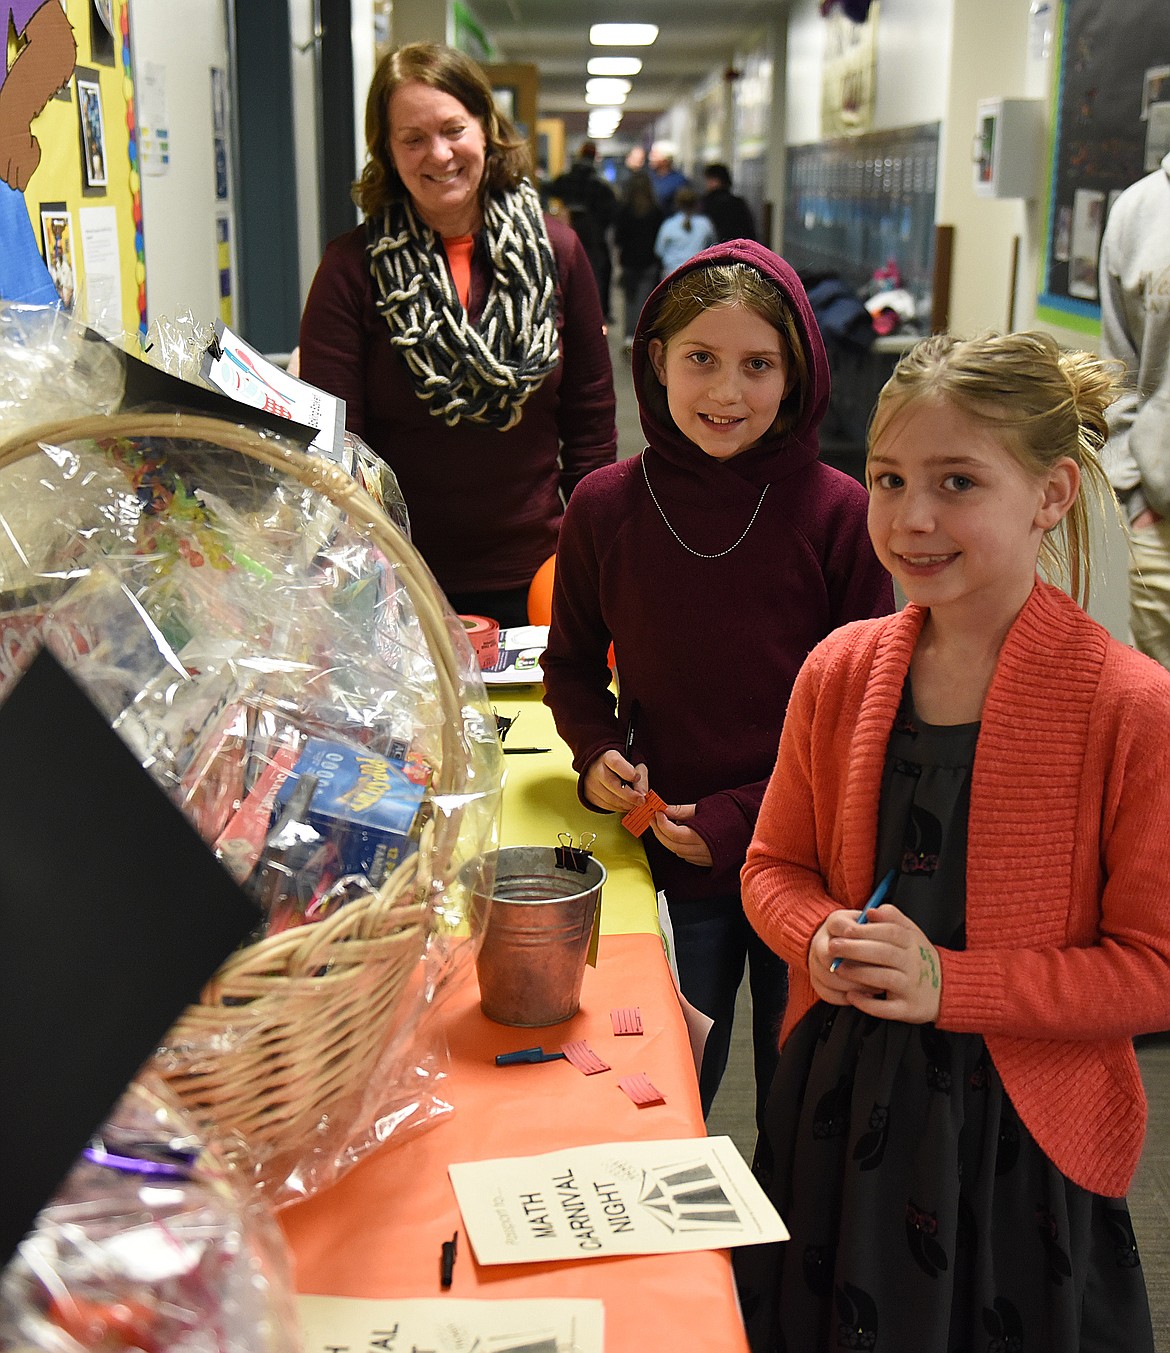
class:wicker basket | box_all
[0,411,490,1187]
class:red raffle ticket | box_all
[560,1040,611,1075]
[618,1074,666,1107]
[621,789,668,837]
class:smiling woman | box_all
[298,42,617,628]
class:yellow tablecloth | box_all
[493,684,658,934]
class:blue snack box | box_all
[271,737,427,885]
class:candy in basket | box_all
[0,1077,301,1353]
[0,303,505,1204]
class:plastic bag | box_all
[0,302,504,1204]
[0,1078,300,1353]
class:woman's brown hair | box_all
[353,42,532,218]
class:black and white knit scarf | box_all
[367,180,560,431]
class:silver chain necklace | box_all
[641,455,769,560]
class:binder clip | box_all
[205,333,225,363]
[493,707,518,743]
[555,831,595,873]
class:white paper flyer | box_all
[449,1135,787,1266]
[298,1294,604,1353]
[200,321,345,463]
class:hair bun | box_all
[1058,349,1117,452]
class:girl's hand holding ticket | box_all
[650,803,713,867]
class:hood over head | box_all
[631,239,831,486]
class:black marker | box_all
[440,1230,458,1289]
[624,699,640,763]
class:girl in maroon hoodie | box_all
[542,240,893,1121]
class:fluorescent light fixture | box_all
[586,77,631,99]
[590,23,658,46]
[588,110,623,131]
[587,57,643,76]
[586,88,627,105]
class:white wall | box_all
[131,0,235,328]
[784,0,824,147]
[288,0,323,318]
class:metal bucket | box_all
[471,846,606,1027]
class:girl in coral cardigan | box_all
[736,331,1170,1353]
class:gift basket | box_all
[0,304,504,1204]
[0,1077,300,1353]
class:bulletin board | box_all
[9,0,145,339]
[1037,0,1170,332]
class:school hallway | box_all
[604,297,1170,1351]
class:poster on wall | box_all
[39,202,76,311]
[75,70,109,190]
[78,204,122,336]
[138,62,170,176]
[821,0,879,138]
[1038,0,1170,329]
[211,67,230,200]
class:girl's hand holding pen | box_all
[583,749,648,813]
[812,904,943,1024]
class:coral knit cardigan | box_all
[743,581,1170,1197]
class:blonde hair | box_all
[868,331,1119,606]
[353,42,532,218]
[641,262,811,435]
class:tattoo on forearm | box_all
[918,945,939,990]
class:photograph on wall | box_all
[1067,187,1104,300]
[76,74,108,189]
[1142,64,1170,119]
[39,203,76,311]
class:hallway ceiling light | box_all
[588,115,623,141]
[587,57,643,76]
[586,77,631,103]
[589,23,658,46]
[588,108,623,129]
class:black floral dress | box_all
[734,687,1154,1353]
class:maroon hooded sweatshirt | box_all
[541,239,894,903]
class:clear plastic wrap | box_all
[0,1078,300,1353]
[0,303,504,1205]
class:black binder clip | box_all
[206,333,224,363]
[493,707,518,742]
[555,831,595,873]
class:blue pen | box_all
[829,867,897,973]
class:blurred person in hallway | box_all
[654,187,717,277]
[1099,150,1170,670]
[298,42,616,629]
[701,162,757,244]
[648,141,690,211]
[550,140,618,324]
[613,169,663,352]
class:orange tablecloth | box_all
[281,931,751,1353]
